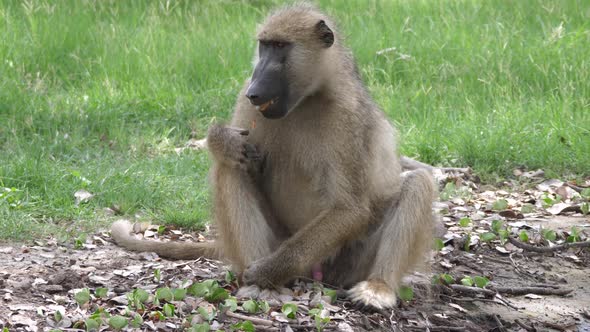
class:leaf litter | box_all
[0,170,589,331]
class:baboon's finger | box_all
[242,143,261,160]
[226,126,249,136]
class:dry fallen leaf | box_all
[337,322,355,332]
[537,179,564,192]
[520,169,544,178]
[555,185,578,200]
[32,278,48,287]
[495,246,511,254]
[440,260,454,268]
[448,303,468,313]
[565,255,581,263]
[0,247,13,254]
[9,314,37,331]
[546,202,571,215]
[74,189,94,205]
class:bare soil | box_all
[1,175,590,331]
[1,214,588,331]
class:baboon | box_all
[112,4,435,309]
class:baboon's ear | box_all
[316,20,334,48]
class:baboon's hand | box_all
[242,254,292,289]
[207,124,261,170]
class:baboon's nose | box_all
[246,92,271,107]
[246,93,259,103]
[246,81,274,106]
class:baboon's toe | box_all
[236,285,293,304]
[348,279,397,310]
[236,284,262,299]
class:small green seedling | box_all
[163,303,175,317]
[197,306,216,322]
[481,232,496,242]
[75,288,91,306]
[474,276,490,288]
[231,321,255,332]
[459,217,471,227]
[398,285,414,302]
[492,199,508,211]
[108,315,128,330]
[95,288,108,298]
[434,238,445,251]
[461,276,474,286]
[281,303,298,319]
[567,227,581,243]
[540,228,557,241]
[153,269,161,282]
[189,323,211,332]
[309,305,331,332]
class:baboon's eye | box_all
[273,41,286,49]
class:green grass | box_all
[1,0,589,241]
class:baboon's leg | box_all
[212,164,281,272]
[348,169,435,309]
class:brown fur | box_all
[111,4,435,308]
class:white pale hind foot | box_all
[348,279,397,310]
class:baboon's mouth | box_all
[256,98,278,112]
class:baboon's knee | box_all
[367,169,435,286]
[401,168,436,201]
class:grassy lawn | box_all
[1,0,588,241]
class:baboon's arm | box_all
[211,163,283,271]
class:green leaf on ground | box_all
[398,286,414,302]
[281,303,298,319]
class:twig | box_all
[509,253,536,281]
[286,324,338,331]
[253,326,279,332]
[530,283,560,289]
[507,236,590,253]
[494,296,520,310]
[565,183,586,193]
[446,285,521,309]
[514,319,536,332]
[493,315,507,332]
[489,286,573,296]
[450,284,572,297]
[226,311,274,326]
[542,321,575,331]
[450,256,484,273]
[482,256,510,265]
[440,295,515,309]
[389,309,396,331]
[448,284,496,297]
[406,326,467,332]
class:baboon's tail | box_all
[110,220,220,260]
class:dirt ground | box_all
[1,179,590,331]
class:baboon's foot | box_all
[236,285,294,305]
[348,278,397,310]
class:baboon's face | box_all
[246,20,334,119]
[246,40,293,119]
